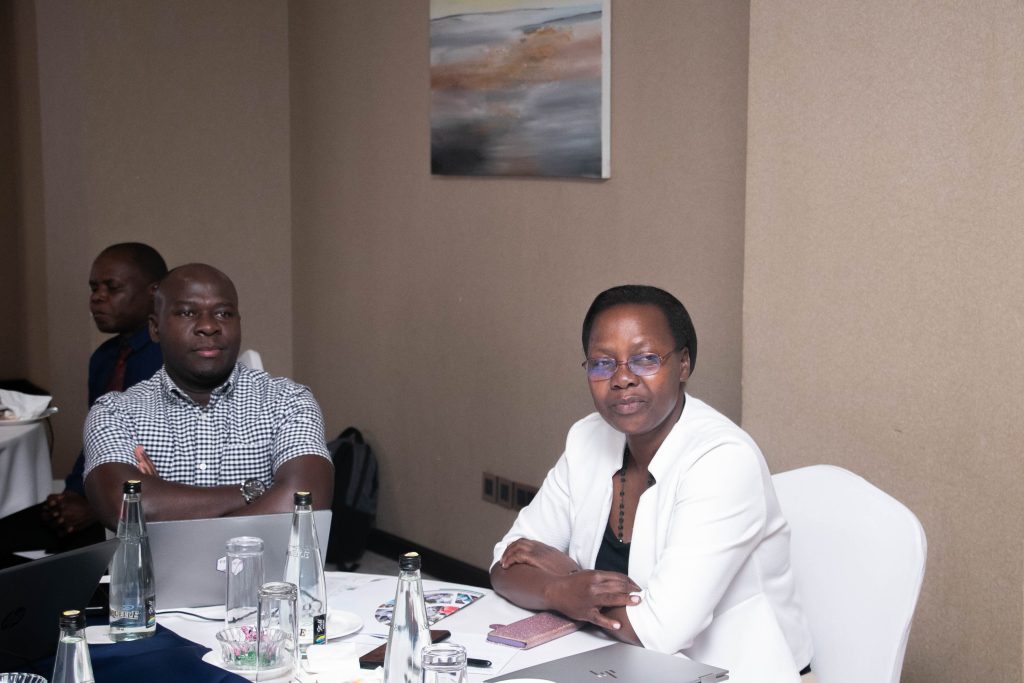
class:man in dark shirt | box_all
[0,243,166,555]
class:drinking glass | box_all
[256,581,298,682]
[225,536,264,628]
[421,642,468,683]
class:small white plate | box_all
[0,406,59,425]
[328,610,363,639]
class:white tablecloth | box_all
[0,422,52,517]
[147,572,614,682]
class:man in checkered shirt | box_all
[83,263,333,529]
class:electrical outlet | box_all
[482,472,497,503]
[512,482,538,510]
[496,477,514,508]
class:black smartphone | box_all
[358,629,451,669]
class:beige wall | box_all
[289,0,750,569]
[0,1,27,380]
[744,1,1024,681]
[17,0,293,476]
[8,1,50,391]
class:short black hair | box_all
[99,243,168,283]
[582,285,697,372]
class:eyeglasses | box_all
[582,349,680,381]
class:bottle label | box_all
[313,613,326,644]
[110,606,141,621]
[298,613,327,645]
[110,596,155,627]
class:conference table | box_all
[84,571,616,682]
[0,422,52,517]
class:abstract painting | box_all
[430,0,610,178]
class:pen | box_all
[467,658,492,668]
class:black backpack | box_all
[325,427,379,570]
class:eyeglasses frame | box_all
[581,348,683,381]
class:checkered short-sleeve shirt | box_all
[83,363,331,486]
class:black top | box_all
[594,523,631,574]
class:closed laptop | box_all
[485,642,729,683]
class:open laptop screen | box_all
[0,538,119,669]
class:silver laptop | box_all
[147,510,332,609]
[486,642,729,683]
[0,539,119,670]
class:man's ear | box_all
[149,313,159,343]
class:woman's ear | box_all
[678,348,692,382]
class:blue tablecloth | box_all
[34,624,247,683]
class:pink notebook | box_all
[486,612,582,649]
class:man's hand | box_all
[41,491,97,536]
[499,538,583,575]
[134,445,158,476]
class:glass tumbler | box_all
[421,642,468,683]
[225,536,264,628]
[256,581,298,682]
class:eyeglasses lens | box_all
[585,359,616,380]
[628,354,662,375]
[585,354,663,380]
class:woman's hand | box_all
[491,539,643,634]
[545,570,642,631]
[499,538,582,575]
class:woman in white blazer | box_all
[491,285,815,683]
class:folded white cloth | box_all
[0,389,52,420]
[303,642,376,681]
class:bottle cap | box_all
[123,480,142,494]
[59,609,86,629]
[294,491,313,506]
[399,551,421,571]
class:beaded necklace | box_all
[616,448,628,541]
[617,444,656,543]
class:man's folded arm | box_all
[86,455,334,529]
[85,462,243,529]
[227,455,334,516]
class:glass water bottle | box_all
[283,491,327,653]
[108,479,156,641]
[52,609,95,683]
[383,552,430,683]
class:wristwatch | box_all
[240,478,267,504]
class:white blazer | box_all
[492,396,813,683]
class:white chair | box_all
[772,465,926,683]
[237,349,264,371]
